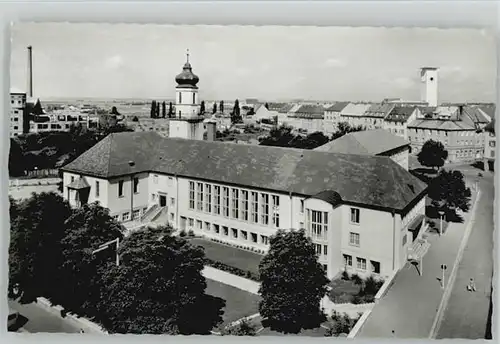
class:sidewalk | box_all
[356,191,479,338]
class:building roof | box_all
[326,101,350,112]
[407,119,476,131]
[62,132,427,213]
[340,103,371,117]
[484,119,495,134]
[478,104,495,120]
[291,104,325,118]
[463,106,490,125]
[385,106,417,123]
[309,190,342,207]
[277,103,296,113]
[314,129,410,156]
[67,177,90,189]
[364,103,395,118]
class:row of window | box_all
[343,254,381,274]
[183,216,270,245]
[188,182,281,227]
[112,207,148,222]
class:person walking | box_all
[467,278,476,292]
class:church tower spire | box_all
[169,51,205,140]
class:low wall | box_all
[321,296,374,318]
[9,178,61,187]
[374,268,398,303]
[347,308,372,339]
[36,297,108,334]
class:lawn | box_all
[328,278,361,304]
[205,279,260,329]
[189,238,263,276]
[243,315,331,337]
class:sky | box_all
[10,23,496,103]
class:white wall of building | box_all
[10,93,25,137]
[63,170,426,279]
[420,68,438,107]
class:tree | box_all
[162,101,166,118]
[150,100,156,118]
[97,225,225,334]
[259,229,328,334]
[200,101,205,115]
[296,132,330,149]
[212,102,217,114]
[9,138,25,177]
[222,319,257,336]
[428,169,472,214]
[417,139,449,171]
[156,101,160,118]
[168,102,174,118]
[259,125,296,147]
[331,122,365,140]
[220,100,224,114]
[52,202,124,317]
[231,99,241,124]
[9,192,72,303]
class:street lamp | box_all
[128,160,135,221]
[92,237,120,266]
[438,210,445,236]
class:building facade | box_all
[10,89,28,137]
[324,101,349,134]
[362,103,395,130]
[383,106,420,140]
[483,119,495,171]
[420,67,439,107]
[61,132,428,279]
[338,103,372,128]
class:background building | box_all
[314,129,411,170]
[483,119,495,171]
[9,88,28,137]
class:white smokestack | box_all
[27,46,33,97]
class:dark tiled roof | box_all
[479,105,496,119]
[62,132,426,213]
[463,106,490,125]
[292,105,325,118]
[408,119,476,131]
[364,103,395,118]
[385,106,417,122]
[67,177,90,189]
[314,129,410,156]
[326,102,349,112]
[484,119,495,134]
[277,104,295,113]
[309,190,342,207]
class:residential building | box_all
[338,103,372,128]
[362,103,395,130]
[314,129,411,170]
[285,104,325,133]
[407,118,484,163]
[483,119,495,171]
[29,110,99,133]
[383,106,421,140]
[61,131,427,279]
[9,88,28,137]
[324,101,349,134]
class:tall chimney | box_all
[27,46,33,97]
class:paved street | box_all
[9,299,100,334]
[436,170,494,339]
[357,185,479,338]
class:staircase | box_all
[140,204,163,223]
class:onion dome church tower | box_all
[169,50,205,140]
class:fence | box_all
[25,169,60,178]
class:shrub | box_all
[341,270,350,280]
[205,259,260,282]
[351,274,363,285]
[179,229,187,237]
[187,229,194,237]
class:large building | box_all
[314,129,411,170]
[324,101,349,134]
[420,67,439,107]
[483,119,495,171]
[383,106,421,140]
[9,88,28,137]
[407,106,490,163]
[61,131,427,279]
